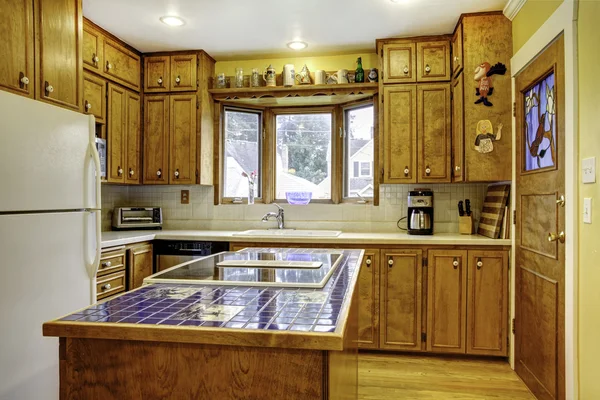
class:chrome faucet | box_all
[262,203,285,229]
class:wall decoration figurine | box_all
[474,120,503,154]
[474,62,507,106]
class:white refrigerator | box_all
[0,91,101,399]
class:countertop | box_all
[101,230,511,249]
[43,248,362,351]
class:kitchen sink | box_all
[233,229,342,238]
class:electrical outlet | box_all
[582,157,596,184]
[181,190,190,204]
[583,198,592,224]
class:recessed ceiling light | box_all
[160,16,185,27]
[287,41,308,50]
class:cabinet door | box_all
[103,38,141,91]
[452,74,464,182]
[171,54,197,92]
[143,95,170,184]
[357,251,380,349]
[467,250,508,356]
[451,24,463,77]
[169,94,197,184]
[107,83,126,183]
[0,0,34,98]
[417,84,451,183]
[83,72,106,124]
[144,55,170,92]
[382,43,416,84]
[125,91,141,184]
[417,41,451,82]
[380,250,423,351]
[128,243,153,290]
[35,0,82,111]
[83,20,103,73]
[382,85,417,183]
[427,250,468,354]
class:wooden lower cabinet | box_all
[357,251,380,349]
[98,243,154,300]
[128,243,153,290]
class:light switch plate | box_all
[583,198,592,224]
[583,157,596,184]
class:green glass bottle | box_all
[355,57,364,83]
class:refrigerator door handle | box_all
[84,116,101,301]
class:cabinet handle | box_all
[85,101,92,111]
[158,77,163,85]
[388,257,394,267]
[404,166,409,177]
[365,257,372,267]
[453,258,459,269]
[117,167,123,176]
[454,56,459,62]
[106,61,113,70]
[45,82,54,94]
[129,168,135,177]
[425,64,431,73]
[403,65,409,74]
[102,261,112,268]
[20,75,29,85]
[477,258,483,270]
[175,75,181,84]
[174,169,180,178]
[425,166,431,176]
[93,54,99,64]
[455,166,461,172]
[103,283,112,291]
[156,169,162,177]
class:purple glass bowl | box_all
[285,191,312,205]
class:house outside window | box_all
[344,105,374,198]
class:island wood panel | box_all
[417,40,451,82]
[169,94,197,184]
[197,51,215,185]
[357,251,380,349]
[107,83,126,183]
[427,250,468,354]
[0,0,34,98]
[83,72,106,124]
[34,0,82,111]
[452,23,464,77]
[125,91,141,184]
[382,43,416,83]
[82,19,103,73]
[170,53,197,92]
[143,95,170,184]
[382,85,417,183]
[379,249,423,351]
[144,55,170,92]
[452,74,465,182]
[417,83,451,183]
[127,243,153,290]
[103,38,141,92]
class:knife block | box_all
[459,216,474,235]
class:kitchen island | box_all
[43,248,362,400]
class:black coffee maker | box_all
[407,189,434,235]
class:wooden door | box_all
[452,74,464,182]
[427,250,467,354]
[144,55,170,92]
[417,83,451,183]
[380,249,423,351]
[515,35,565,400]
[169,94,197,184]
[83,20,103,73]
[357,251,380,349]
[83,72,106,124]
[382,85,417,183]
[107,83,126,183]
[171,54,197,92]
[382,43,416,84]
[103,39,141,91]
[143,95,170,184]
[128,243,153,290]
[417,41,451,82]
[125,91,140,184]
[0,0,34,98]
[451,24,463,77]
[35,0,82,111]
[466,250,508,356]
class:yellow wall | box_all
[214,53,378,77]
[577,1,600,397]
[512,0,563,53]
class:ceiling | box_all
[83,0,508,60]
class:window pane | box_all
[223,109,261,198]
[345,105,374,198]
[275,114,332,200]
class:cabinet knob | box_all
[118,167,123,176]
[45,84,54,94]
[106,62,113,70]
[453,258,459,269]
[365,257,372,267]
[20,76,29,85]
[425,64,431,73]
[103,283,112,291]
[388,258,394,267]
[158,77,163,85]
[156,169,162,177]
[93,55,99,63]
[85,101,92,111]
[455,166,461,172]
[175,75,181,84]
[403,66,409,74]
[129,168,135,176]
[404,167,409,176]
[454,56,459,62]
[102,261,112,268]
[174,169,180,178]
[477,259,483,269]
[425,166,431,176]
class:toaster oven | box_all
[112,207,163,230]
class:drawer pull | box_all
[102,261,112,268]
[453,258,459,269]
[103,283,112,291]
[477,259,483,269]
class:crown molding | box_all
[503,0,527,20]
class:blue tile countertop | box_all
[43,249,364,351]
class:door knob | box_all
[403,66,409,74]
[548,231,565,243]
[556,195,565,207]
[425,64,431,73]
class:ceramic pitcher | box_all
[263,64,276,87]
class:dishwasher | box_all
[153,240,230,272]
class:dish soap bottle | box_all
[355,57,364,83]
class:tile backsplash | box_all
[101,184,489,233]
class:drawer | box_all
[98,249,126,277]
[96,271,126,300]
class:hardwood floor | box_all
[358,352,535,399]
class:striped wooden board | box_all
[478,184,510,238]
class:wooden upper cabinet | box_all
[452,24,463,77]
[357,251,380,349]
[169,94,197,184]
[171,54,197,92]
[417,84,451,183]
[128,243,153,290]
[466,250,508,356]
[417,41,451,82]
[103,38,140,91]
[125,91,141,184]
[107,83,126,183]
[83,72,106,124]
[382,85,417,183]
[83,20,103,73]
[144,55,170,92]
[35,0,82,111]
[144,95,170,184]
[380,249,423,351]
[452,74,464,182]
[0,0,34,98]
[427,250,468,354]
[382,43,416,83]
